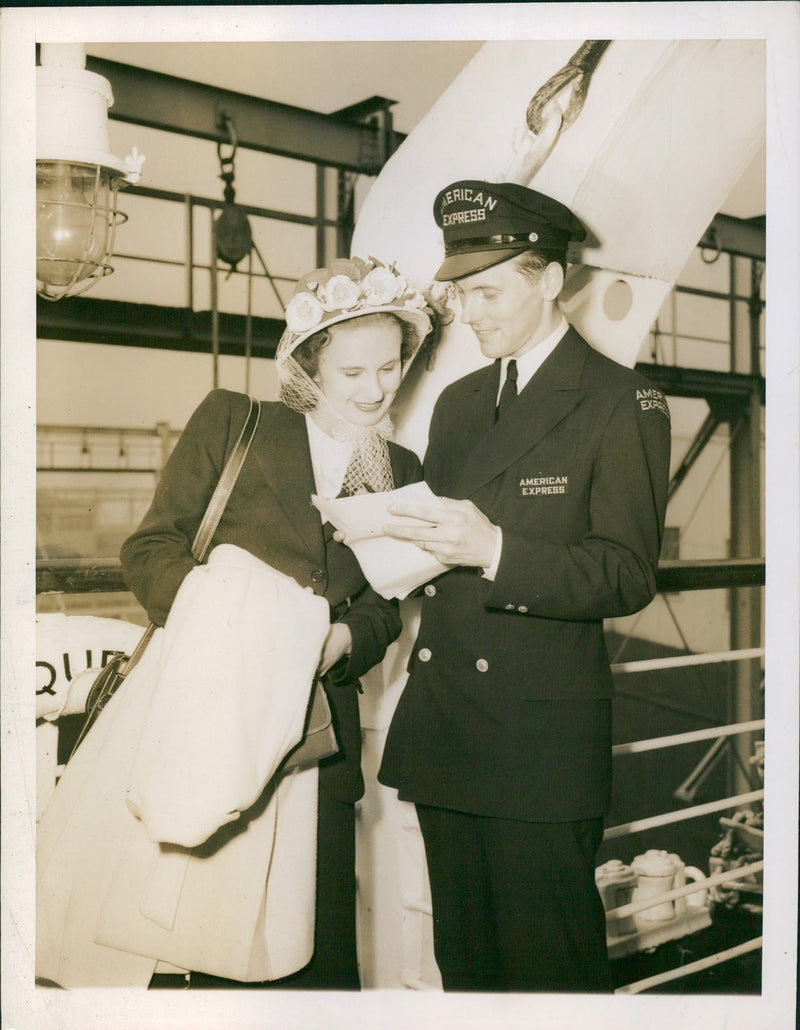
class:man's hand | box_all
[384,497,500,569]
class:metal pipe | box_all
[38,423,172,436]
[131,182,339,227]
[602,789,763,839]
[667,411,721,501]
[612,719,765,757]
[36,466,159,474]
[244,249,252,394]
[316,165,327,266]
[673,735,731,802]
[749,260,765,375]
[110,249,295,283]
[210,216,219,388]
[607,860,763,921]
[185,194,194,312]
[611,646,764,675]
[674,283,761,304]
[615,937,762,995]
[156,421,172,475]
[729,253,738,375]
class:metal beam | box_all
[667,411,721,501]
[656,558,764,593]
[87,56,405,175]
[636,363,765,407]
[728,269,764,796]
[36,296,284,359]
[37,558,128,596]
[698,214,765,261]
[36,557,765,597]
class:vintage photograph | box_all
[1,4,797,1029]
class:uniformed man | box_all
[379,180,671,992]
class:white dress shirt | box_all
[484,316,569,580]
[495,315,569,405]
[306,414,352,499]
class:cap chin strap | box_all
[445,230,571,256]
[446,233,534,252]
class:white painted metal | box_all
[353,38,765,455]
[612,647,765,675]
[35,613,145,819]
[615,936,763,994]
[603,790,765,841]
[608,859,764,923]
[612,719,765,757]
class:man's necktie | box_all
[496,359,518,421]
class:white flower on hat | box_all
[285,291,325,333]
[402,288,426,310]
[426,279,455,305]
[318,274,361,312]
[362,266,403,306]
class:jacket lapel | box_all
[460,360,503,456]
[249,404,325,561]
[455,329,589,498]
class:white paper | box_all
[312,481,449,599]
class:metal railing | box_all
[601,647,764,993]
[35,562,764,994]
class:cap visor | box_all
[435,246,529,282]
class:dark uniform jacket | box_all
[379,328,671,821]
[121,388,422,803]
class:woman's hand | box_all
[318,620,353,676]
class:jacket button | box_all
[476,658,489,672]
[311,569,325,583]
[517,605,528,613]
[505,603,515,611]
[424,584,437,597]
[418,648,432,662]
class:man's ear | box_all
[541,261,564,300]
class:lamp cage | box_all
[36,160,129,302]
[35,44,143,301]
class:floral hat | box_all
[279,256,433,356]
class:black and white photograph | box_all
[1,4,798,1029]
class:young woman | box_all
[36,257,432,990]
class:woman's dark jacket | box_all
[121,388,422,802]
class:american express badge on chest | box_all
[518,474,570,498]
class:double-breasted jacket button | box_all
[424,584,437,597]
[418,647,432,663]
[476,658,489,673]
[517,605,528,613]
[311,569,325,583]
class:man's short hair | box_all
[513,248,568,284]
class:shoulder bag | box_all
[71,395,263,757]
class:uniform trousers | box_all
[415,804,613,993]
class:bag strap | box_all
[191,394,261,562]
[123,395,262,675]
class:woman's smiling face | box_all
[314,316,404,426]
